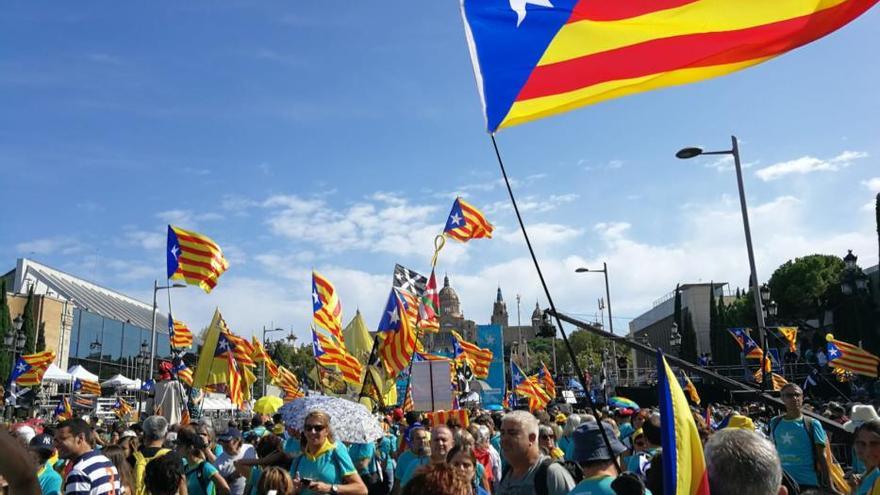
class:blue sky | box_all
[2,2,879,341]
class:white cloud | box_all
[123,229,165,250]
[15,237,84,255]
[484,193,579,214]
[862,177,880,193]
[157,209,224,226]
[755,150,868,181]
[499,223,583,245]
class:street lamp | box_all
[5,315,27,366]
[576,263,619,383]
[767,300,778,318]
[843,249,858,270]
[677,136,769,386]
[670,322,682,353]
[149,280,187,381]
[840,250,869,295]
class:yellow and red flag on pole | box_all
[113,397,133,419]
[273,366,305,401]
[169,315,194,349]
[311,328,363,386]
[443,198,493,242]
[252,336,279,378]
[511,362,550,412]
[778,327,798,353]
[377,290,418,377]
[460,0,879,132]
[166,225,229,293]
[54,397,73,421]
[73,379,102,396]
[538,362,556,400]
[451,330,493,379]
[312,271,345,343]
[826,333,880,378]
[402,382,414,412]
[10,350,55,386]
[681,372,701,405]
[215,332,244,406]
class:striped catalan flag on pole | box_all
[10,350,55,386]
[312,329,363,387]
[451,330,493,379]
[167,225,229,293]
[169,315,194,349]
[460,0,878,132]
[443,198,493,242]
[73,379,102,396]
[826,333,880,378]
[215,333,244,406]
[377,290,418,378]
[312,271,345,343]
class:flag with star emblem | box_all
[826,334,880,377]
[54,396,73,421]
[727,328,764,359]
[73,379,102,396]
[313,271,346,343]
[511,361,550,412]
[311,327,363,386]
[451,330,493,379]
[443,198,493,242]
[538,361,556,400]
[166,225,229,293]
[172,358,193,386]
[273,366,305,401]
[460,0,878,132]
[169,315,194,349]
[378,290,418,377]
[9,350,55,386]
[215,332,244,406]
[113,397,133,419]
[193,309,251,389]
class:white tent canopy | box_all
[124,379,143,391]
[67,365,99,382]
[201,393,241,411]
[42,364,73,383]
[101,374,137,388]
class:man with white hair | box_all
[497,410,575,495]
[705,428,787,495]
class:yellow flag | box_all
[343,311,375,365]
[682,373,701,405]
[192,309,232,388]
[778,327,798,353]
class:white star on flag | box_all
[508,0,554,27]
[449,212,463,226]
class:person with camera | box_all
[289,411,367,495]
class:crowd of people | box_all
[1,381,880,495]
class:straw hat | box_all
[844,405,880,433]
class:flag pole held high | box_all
[167,225,229,293]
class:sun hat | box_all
[844,405,880,433]
[572,421,627,463]
[725,414,755,431]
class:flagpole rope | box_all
[430,235,446,268]
[490,134,620,472]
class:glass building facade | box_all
[68,307,172,380]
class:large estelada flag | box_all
[313,271,346,343]
[9,350,55,386]
[460,0,878,132]
[169,315,194,349]
[378,290,418,377]
[657,352,710,495]
[827,334,880,377]
[451,330,493,379]
[728,328,764,359]
[167,225,229,293]
[443,198,493,242]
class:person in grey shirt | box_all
[497,410,575,495]
[214,427,256,495]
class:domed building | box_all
[426,275,477,355]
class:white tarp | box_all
[101,374,137,388]
[67,365,99,382]
[201,393,241,411]
[42,364,73,383]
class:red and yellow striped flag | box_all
[74,379,102,396]
[402,382,414,412]
[461,0,879,132]
[215,333,244,406]
[377,290,417,377]
[10,350,56,386]
[252,336,279,378]
[451,330,493,379]
[827,334,880,377]
[170,317,194,349]
[167,225,229,293]
[312,271,345,343]
[539,362,556,400]
[443,198,493,242]
[312,330,363,386]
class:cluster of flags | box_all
[312,272,363,386]
[510,361,552,412]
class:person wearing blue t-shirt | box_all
[394,426,430,492]
[177,427,229,495]
[569,421,650,495]
[289,411,367,495]
[28,434,63,495]
[770,383,832,491]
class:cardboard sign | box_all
[411,360,453,412]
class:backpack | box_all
[502,458,578,495]
[132,448,170,495]
[769,415,845,495]
[186,461,216,495]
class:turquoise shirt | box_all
[857,467,880,495]
[558,436,575,461]
[186,460,219,495]
[395,451,429,487]
[291,441,357,495]
[569,475,652,495]
[348,442,377,475]
[284,437,302,456]
[618,423,634,441]
[37,461,63,495]
[772,417,827,487]
[853,446,867,475]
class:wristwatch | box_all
[330,485,339,495]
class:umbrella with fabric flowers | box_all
[279,396,384,444]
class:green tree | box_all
[680,309,698,362]
[673,284,682,331]
[21,287,37,355]
[768,254,845,321]
[0,280,11,379]
[36,322,46,352]
[553,330,606,378]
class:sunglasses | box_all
[304,424,326,432]
[540,434,556,439]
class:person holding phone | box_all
[289,411,367,495]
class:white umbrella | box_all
[101,374,137,388]
[42,364,73,384]
[67,365,99,382]
[279,396,384,444]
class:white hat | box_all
[844,405,880,433]
[14,425,36,444]
[121,430,137,439]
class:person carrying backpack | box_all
[133,416,172,495]
[496,410,575,495]
[177,425,231,495]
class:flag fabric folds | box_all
[54,397,73,421]
[313,271,345,342]
[172,358,194,387]
[538,362,556,400]
[215,332,244,406]
[9,350,55,386]
[657,353,710,495]
[311,328,363,386]
[113,398,133,419]
[728,328,764,359]
[511,361,550,412]
[460,0,879,132]
[681,372,700,405]
[451,330,493,379]
[343,312,375,364]
[166,225,229,293]
[169,316,194,349]
[251,337,279,378]
[378,290,418,377]
[193,309,240,388]
[753,368,789,391]
[417,270,441,333]
[393,264,429,331]
[424,410,470,428]
[73,379,101,396]
[402,382,414,412]
[826,334,880,378]
[443,198,494,242]
[273,366,305,401]
[778,326,798,353]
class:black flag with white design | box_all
[393,264,427,296]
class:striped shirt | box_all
[64,450,121,495]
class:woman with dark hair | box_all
[446,445,489,495]
[289,411,367,495]
[244,435,284,495]
[145,450,187,495]
[854,419,880,495]
[103,445,136,495]
[177,426,231,495]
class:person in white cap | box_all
[846,405,880,476]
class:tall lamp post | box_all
[576,263,618,383]
[5,315,27,367]
[677,136,769,388]
[670,322,682,355]
[148,280,187,381]
[262,326,285,396]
